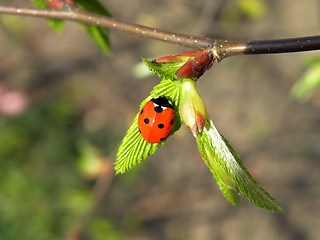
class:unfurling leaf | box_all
[197,120,284,212]
[115,79,183,174]
[83,24,111,55]
[179,79,208,136]
[76,0,112,55]
[143,58,185,80]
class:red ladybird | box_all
[138,97,175,143]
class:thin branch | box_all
[245,36,320,54]
[0,5,319,61]
[0,5,214,48]
[215,36,320,60]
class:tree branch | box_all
[0,5,214,48]
[0,5,319,61]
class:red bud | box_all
[46,0,75,9]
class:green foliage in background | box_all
[291,57,320,101]
[0,93,122,239]
[236,0,267,19]
[219,0,267,28]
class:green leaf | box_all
[115,78,183,174]
[291,62,320,102]
[197,120,284,212]
[76,0,112,16]
[143,58,186,80]
[83,24,111,55]
[217,181,242,206]
[76,0,112,55]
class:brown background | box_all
[1,0,320,239]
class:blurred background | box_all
[0,0,319,239]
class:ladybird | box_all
[138,97,175,143]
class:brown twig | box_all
[0,5,214,48]
[0,5,319,61]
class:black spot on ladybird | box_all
[139,129,141,133]
[154,106,163,113]
[140,109,143,114]
[160,137,166,141]
[158,123,164,129]
[144,118,149,124]
[170,119,174,125]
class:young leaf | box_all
[179,79,208,136]
[216,179,242,206]
[115,78,183,174]
[197,120,284,212]
[143,58,184,80]
[76,0,112,16]
[76,0,112,55]
[83,24,111,55]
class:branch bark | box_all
[0,5,319,61]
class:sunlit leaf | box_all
[76,0,112,54]
[76,0,111,16]
[197,120,284,212]
[115,78,183,174]
[143,58,185,80]
[82,24,111,54]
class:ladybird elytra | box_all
[138,97,175,143]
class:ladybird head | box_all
[150,96,174,109]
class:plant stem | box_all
[0,5,213,48]
[214,36,320,60]
[245,36,320,54]
[0,5,319,60]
